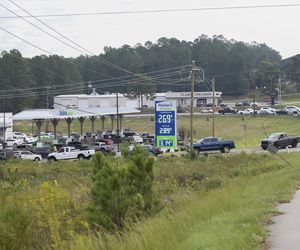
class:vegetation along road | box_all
[7,115,300,249]
[1,149,300,249]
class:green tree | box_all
[127,77,156,110]
[88,149,159,230]
[0,50,36,113]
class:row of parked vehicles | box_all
[191,132,300,154]
[0,129,162,161]
[217,105,300,115]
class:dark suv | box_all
[218,107,238,114]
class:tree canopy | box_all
[0,35,295,113]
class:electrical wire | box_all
[0,69,191,98]
[0,23,191,88]
[0,65,191,94]
[1,3,300,18]
[2,0,185,85]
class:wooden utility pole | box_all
[278,76,282,104]
[212,78,216,137]
[116,93,120,153]
[253,89,256,117]
[190,61,196,156]
[251,73,256,117]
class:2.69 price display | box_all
[157,114,173,123]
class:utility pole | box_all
[46,86,50,132]
[46,86,50,109]
[212,78,216,137]
[252,89,256,117]
[116,93,120,153]
[251,72,256,117]
[3,111,5,141]
[278,76,282,104]
[190,61,196,156]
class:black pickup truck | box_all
[193,137,235,153]
[261,133,300,150]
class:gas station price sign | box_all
[155,101,177,149]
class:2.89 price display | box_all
[159,127,173,135]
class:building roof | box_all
[55,93,127,98]
[13,107,140,121]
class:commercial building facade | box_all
[54,91,222,110]
[0,113,13,140]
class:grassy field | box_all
[14,115,300,148]
[1,152,300,249]
[73,153,300,250]
[281,93,300,103]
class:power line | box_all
[0,68,191,98]
[1,0,191,84]
[5,0,131,77]
[0,3,300,18]
[0,25,113,78]
[0,59,190,94]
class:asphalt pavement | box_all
[267,189,300,250]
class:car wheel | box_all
[221,146,230,153]
[78,154,85,160]
[48,156,56,162]
[292,141,297,148]
[34,157,40,161]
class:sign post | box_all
[155,101,177,149]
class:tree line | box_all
[0,35,299,113]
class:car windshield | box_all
[268,133,282,140]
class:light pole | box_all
[190,61,196,157]
[212,78,216,137]
[116,93,120,154]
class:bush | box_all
[88,150,160,230]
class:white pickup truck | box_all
[47,146,95,161]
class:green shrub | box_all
[88,150,160,230]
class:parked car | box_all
[0,148,14,160]
[13,151,42,161]
[24,136,37,144]
[13,131,27,140]
[276,109,289,115]
[261,133,300,150]
[16,144,34,150]
[0,139,7,148]
[32,147,51,159]
[258,107,276,115]
[218,107,238,114]
[130,135,143,144]
[67,141,82,149]
[123,132,137,137]
[6,138,23,147]
[201,108,213,114]
[48,147,95,161]
[193,137,235,153]
[283,106,300,115]
[0,149,14,160]
[91,142,113,153]
[238,108,256,115]
[141,145,163,156]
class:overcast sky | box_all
[0,0,299,59]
